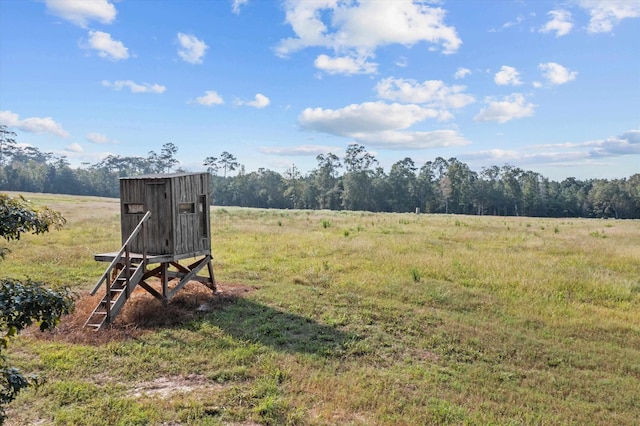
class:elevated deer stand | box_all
[85,172,216,330]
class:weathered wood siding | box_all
[172,173,210,255]
[119,173,211,256]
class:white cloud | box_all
[85,30,129,60]
[540,9,573,37]
[461,148,589,166]
[591,130,640,156]
[177,33,208,64]
[259,145,337,156]
[276,0,461,74]
[494,66,523,86]
[463,129,640,166]
[102,80,166,94]
[575,0,640,33]
[65,143,83,153]
[454,67,471,79]
[232,0,249,14]
[539,62,577,85]
[299,102,443,136]
[44,0,116,28]
[314,54,378,75]
[0,110,69,137]
[246,93,270,108]
[375,77,475,109]
[194,90,224,106]
[473,94,536,123]
[86,132,117,144]
[297,101,466,149]
[559,129,640,157]
[354,129,471,150]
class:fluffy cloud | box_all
[539,62,577,85]
[494,66,522,86]
[86,132,117,144]
[298,101,467,149]
[102,80,166,93]
[463,129,640,166]
[245,93,270,108]
[300,102,443,135]
[314,54,378,75]
[454,67,471,79]
[353,129,470,150]
[85,31,129,60]
[461,148,590,166]
[177,33,208,64]
[576,0,640,33]
[540,9,573,37]
[194,91,224,106]
[583,129,640,157]
[0,110,69,137]
[375,77,475,109]
[65,143,83,153]
[259,145,338,156]
[44,0,116,28]
[473,94,536,123]
[276,0,461,75]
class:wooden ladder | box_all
[84,211,151,330]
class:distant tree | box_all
[147,143,179,173]
[203,156,219,175]
[218,151,240,178]
[588,179,634,219]
[416,162,436,213]
[159,143,179,172]
[283,164,304,209]
[501,165,524,216]
[342,144,378,211]
[388,157,417,212]
[445,158,476,214]
[343,144,377,173]
[0,194,73,424]
[0,126,17,166]
[311,153,342,210]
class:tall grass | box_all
[2,192,639,425]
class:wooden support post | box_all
[161,262,168,299]
[207,257,216,293]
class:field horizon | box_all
[2,192,639,425]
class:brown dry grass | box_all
[25,281,255,346]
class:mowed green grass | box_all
[2,192,640,425]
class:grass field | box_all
[2,192,639,425]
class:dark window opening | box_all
[179,202,195,214]
[125,203,145,214]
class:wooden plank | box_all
[166,256,209,299]
[138,280,166,302]
[95,250,211,264]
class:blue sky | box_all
[1,0,638,180]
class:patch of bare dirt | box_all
[25,281,255,345]
[127,374,215,399]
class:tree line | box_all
[1,126,639,218]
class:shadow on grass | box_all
[33,282,354,357]
[199,296,352,357]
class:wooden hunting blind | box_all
[86,172,216,330]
